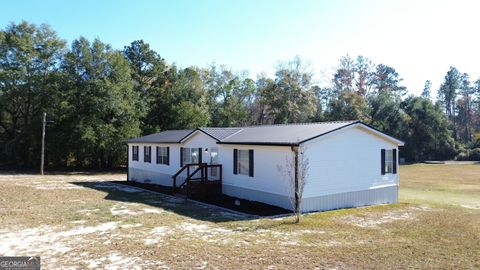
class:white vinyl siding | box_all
[222,145,291,200]
[303,126,399,198]
[128,132,218,186]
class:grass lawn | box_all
[400,163,480,209]
[0,164,479,269]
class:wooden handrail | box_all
[178,166,203,189]
[172,163,222,194]
[172,163,206,178]
[172,163,205,193]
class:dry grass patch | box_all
[400,163,480,209]
[0,166,479,269]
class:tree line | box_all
[1,21,479,168]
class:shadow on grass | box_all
[0,169,126,176]
[71,180,291,223]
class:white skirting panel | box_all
[222,184,398,213]
[301,185,398,213]
[128,167,398,213]
[128,167,182,187]
[222,184,294,210]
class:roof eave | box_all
[216,141,299,147]
[126,141,181,144]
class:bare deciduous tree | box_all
[277,146,309,223]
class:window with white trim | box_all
[237,150,250,176]
[144,146,151,163]
[156,146,169,165]
[209,148,219,177]
[385,149,393,174]
[132,146,139,161]
[182,148,199,165]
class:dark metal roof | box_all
[219,121,359,145]
[126,127,242,143]
[198,127,242,141]
[126,129,193,143]
[126,120,404,146]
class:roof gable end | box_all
[179,128,220,143]
[298,121,404,146]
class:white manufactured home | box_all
[126,121,404,213]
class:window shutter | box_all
[198,148,202,164]
[392,148,397,174]
[249,149,254,177]
[166,147,170,165]
[156,147,159,164]
[180,147,184,167]
[144,146,146,162]
[381,149,386,175]
[233,149,238,175]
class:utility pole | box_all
[40,112,46,175]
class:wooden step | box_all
[184,181,222,199]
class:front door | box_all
[182,148,200,179]
[209,148,219,179]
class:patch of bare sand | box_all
[336,206,433,228]
[0,220,170,269]
[460,204,480,210]
[85,252,168,270]
[109,202,164,216]
[15,181,85,190]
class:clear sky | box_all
[1,0,479,95]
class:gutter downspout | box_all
[291,145,299,214]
